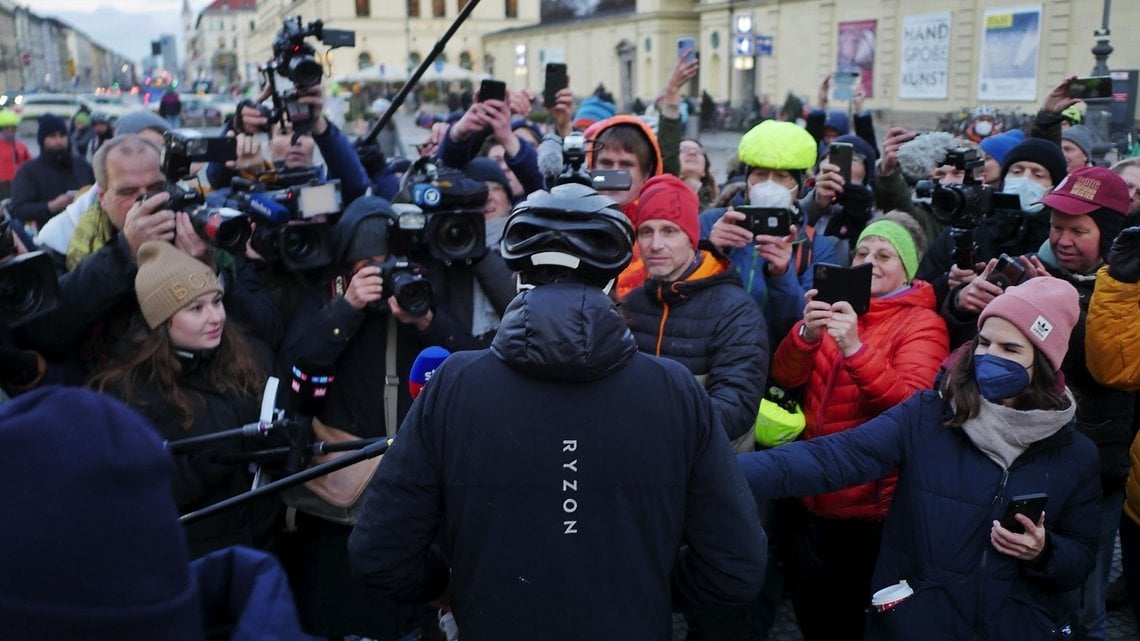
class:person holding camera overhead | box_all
[766,210,948,641]
[740,275,1099,641]
[276,194,435,640]
[89,240,280,559]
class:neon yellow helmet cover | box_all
[737,120,818,170]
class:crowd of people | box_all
[1,46,1140,641]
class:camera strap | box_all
[383,315,399,438]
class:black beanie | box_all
[464,156,511,194]
[345,215,390,263]
[36,113,69,147]
[1000,138,1067,187]
[0,387,203,640]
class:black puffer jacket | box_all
[9,151,94,227]
[349,283,768,641]
[621,248,768,440]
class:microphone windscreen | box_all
[409,346,450,399]
[537,134,565,181]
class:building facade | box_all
[187,0,258,90]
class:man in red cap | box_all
[1037,165,1132,639]
[619,173,769,638]
[620,173,768,448]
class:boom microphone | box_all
[409,346,450,399]
[537,133,565,188]
[285,359,335,473]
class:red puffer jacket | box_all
[772,279,949,520]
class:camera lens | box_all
[288,55,323,87]
[391,275,433,317]
[435,214,479,260]
[0,271,41,322]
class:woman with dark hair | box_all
[678,138,720,209]
[90,241,279,558]
[740,276,1100,641]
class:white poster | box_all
[898,12,951,99]
[977,5,1042,101]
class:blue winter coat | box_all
[739,390,1100,640]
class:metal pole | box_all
[358,0,483,146]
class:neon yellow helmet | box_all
[1061,105,1083,125]
[737,120,818,170]
[0,110,18,128]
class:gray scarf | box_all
[960,389,1076,469]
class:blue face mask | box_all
[974,353,1031,401]
[1002,176,1047,215]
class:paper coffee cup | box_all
[871,580,914,612]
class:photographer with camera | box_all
[916,139,1067,324]
[89,241,281,559]
[21,135,281,377]
[276,194,434,639]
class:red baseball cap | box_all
[1041,166,1130,216]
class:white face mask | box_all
[749,179,794,209]
[974,120,994,137]
[1002,176,1047,214]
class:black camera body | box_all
[260,16,355,135]
[913,148,993,229]
[392,161,488,265]
[366,256,433,317]
[556,132,633,191]
[0,251,60,327]
[229,171,337,271]
[161,130,236,182]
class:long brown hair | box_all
[90,314,266,430]
[940,336,1068,428]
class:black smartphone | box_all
[479,79,507,103]
[590,170,633,191]
[828,142,854,185]
[813,262,873,315]
[677,37,696,62]
[1000,493,1049,534]
[735,206,792,237]
[1068,76,1112,103]
[543,63,568,109]
[985,253,1027,290]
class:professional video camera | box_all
[153,130,251,252]
[913,148,1019,269]
[390,158,489,264]
[228,170,341,271]
[0,217,60,327]
[257,16,355,136]
[539,132,633,192]
[364,256,433,317]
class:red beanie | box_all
[634,175,700,250]
[977,277,1080,373]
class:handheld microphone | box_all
[409,346,450,399]
[285,360,335,473]
[537,133,565,189]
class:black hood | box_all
[331,195,393,264]
[491,283,637,382]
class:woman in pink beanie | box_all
[739,274,1101,641]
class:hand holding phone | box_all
[1068,76,1112,103]
[999,493,1048,535]
[735,206,791,237]
[479,79,507,103]
[813,262,872,315]
[543,63,568,109]
[985,253,1027,290]
[677,37,696,62]
[827,142,854,186]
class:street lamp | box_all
[514,43,527,76]
[1086,0,1115,159]
[733,12,755,107]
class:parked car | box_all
[177,94,223,128]
[13,93,94,133]
[83,93,139,120]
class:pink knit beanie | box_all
[977,277,1080,372]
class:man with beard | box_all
[10,114,94,230]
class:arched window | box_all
[358,52,373,70]
[458,51,473,70]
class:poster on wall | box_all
[978,5,1042,101]
[837,19,876,98]
[898,12,951,99]
[541,0,635,23]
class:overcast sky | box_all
[33,0,214,67]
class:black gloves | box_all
[1107,226,1140,284]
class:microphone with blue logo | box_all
[409,346,450,399]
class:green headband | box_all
[857,220,918,282]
